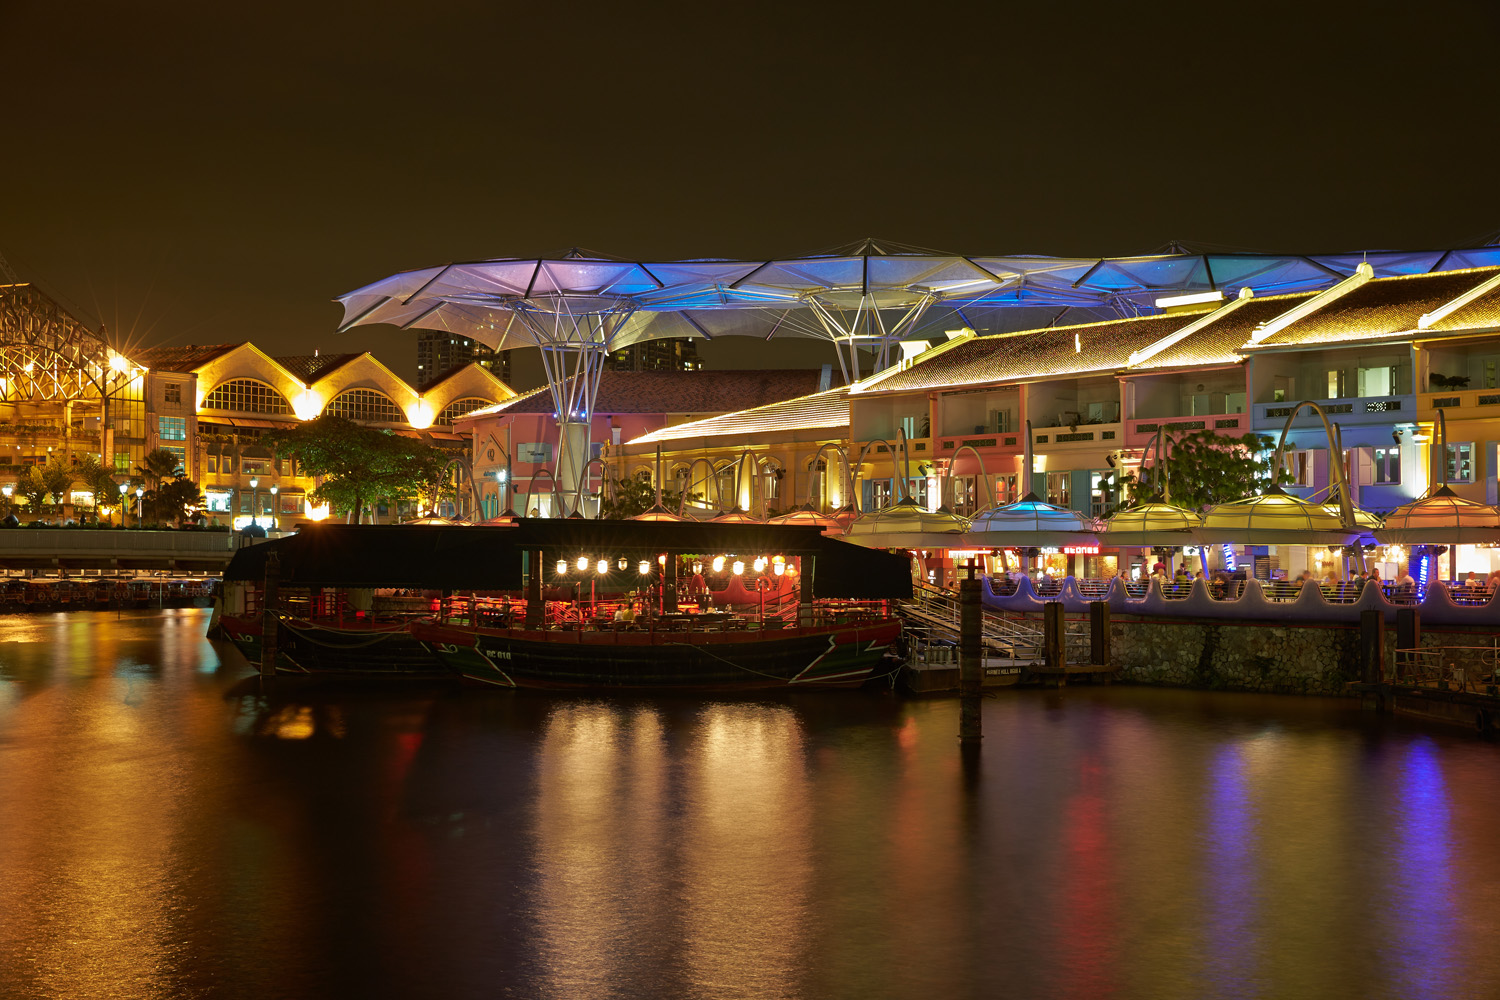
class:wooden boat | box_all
[214,521,910,689]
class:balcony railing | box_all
[1125,414,1245,439]
[1031,422,1121,447]
[1419,389,1500,411]
[1255,395,1411,424]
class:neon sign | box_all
[1062,545,1100,554]
[1222,543,1236,571]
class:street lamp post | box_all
[249,477,259,530]
[269,485,278,532]
[118,483,128,528]
[135,486,144,528]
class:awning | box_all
[229,418,294,430]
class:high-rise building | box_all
[604,337,702,372]
[416,332,511,388]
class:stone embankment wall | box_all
[1107,617,1497,696]
[1110,619,1360,695]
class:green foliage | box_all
[39,456,76,506]
[137,447,181,488]
[73,455,121,521]
[1123,430,1275,510]
[597,474,698,519]
[13,466,47,512]
[269,414,451,522]
[145,476,207,525]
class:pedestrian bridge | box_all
[0,528,253,572]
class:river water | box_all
[0,610,1497,1000]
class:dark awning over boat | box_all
[222,522,911,599]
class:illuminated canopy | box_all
[963,495,1100,548]
[1374,486,1500,545]
[1100,501,1202,547]
[1197,488,1360,545]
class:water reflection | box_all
[1,616,1499,999]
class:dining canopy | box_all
[962,494,1099,548]
[1374,486,1500,545]
[1197,487,1361,546]
[1099,501,1202,547]
[843,497,972,549]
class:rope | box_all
[277,615,417,649]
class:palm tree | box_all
[137,448,180,489]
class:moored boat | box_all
[214,521,911,689]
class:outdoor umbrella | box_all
[1374,486,1500,546]
[1099,501,1202,547]
[767,504,845,536]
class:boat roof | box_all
[222,522,912,599]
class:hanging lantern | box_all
[753,557,767,572]
[732,560,745,576]
[617,556,629,571]
[576,556,590,571]
[712,556,725,573]
[638,560,651,574]
[692,560,704,574]
[596,559,609,575]
[773,561,785,576]
[555,559,568,575]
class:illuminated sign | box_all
[1222,543,1236,571]
[1062,544,1100,554]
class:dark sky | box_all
[4,1,1498,388]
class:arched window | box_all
[202,379,292,414]
[761,458,784,503]
[436,396,493,426]
[325,388,404,423]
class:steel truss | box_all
[0,285,133,405]
[805,292,935,382]
[508,295,638,513]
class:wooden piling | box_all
[958,576,982,744]
[1359,609,1385,685]
[1043,601,1065,675]
[1395,608,1420,681]
[259,550,281,676]
[525,549,543,629]
[1089,601,1110,669]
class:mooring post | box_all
[1089,600,1110,668]
[1043,601,1065,674]
[665,553,679,613]
[259,550,281,676]
[1359,608,1385,685]
[525,549,543,629]
[958,568,983,745]
[1395,607,1419,681]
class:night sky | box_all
[4,2,1497,387]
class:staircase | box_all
[896,582,1044,662]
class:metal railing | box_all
[899,582,1045,663]
[1392,640,1500,695]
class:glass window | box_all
[1373,446,1400,485]
[206,456,218,473]
[436,397,493,426]
[1046,471,1071,508]
[242,460,268,475]
[952,475,977,516]
[1090,470,1118,517]
[1487,360,1497,390]
[280,494,302,515]
[1357,366,1394,397]
[1282,450,1315,487]
[325,388,404,423]
[113,452,131,473]
[1447,443,1474,484]
[205,491,232,513]
[164,383,182,404]
[994,474,1018,505]
[1326,370,1345,398]
[203,379,292,414]
[158,416,187,441]
[160,446,185,474]
[869,480,896,509]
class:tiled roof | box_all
[464,369,828,417]
[273,353,364,382]
[629,386,851,445]
[860,313,1203,393]
[128,343,240,372]
[1132,293,1315,370]
[1425,275,1500,333]
[1250,267,1500,348]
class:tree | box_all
[146,475,207,526]
[73,455,121,522]
[137,448,181,488]
[39,456,76,510]
[269,415,448,523]
[13,466,47,516]
[1123,430,1275,511]
[598,472,696,519]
